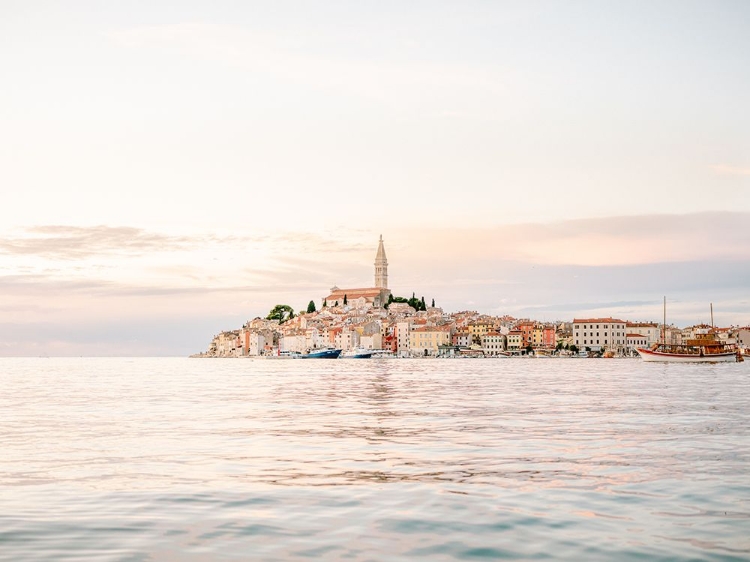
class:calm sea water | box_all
[1,357,749,561]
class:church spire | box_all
[374,235,388,289]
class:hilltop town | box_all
[195,237,750,358]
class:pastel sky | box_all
[1,1,749,356]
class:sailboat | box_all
[636,299,741,363]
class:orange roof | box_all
[573,318,626,324]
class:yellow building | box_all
[409,326,452,356]
[532,323,544,347]
[467,320,493,342]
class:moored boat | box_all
[342,349,374,359]
[298,348,342,359]
[636,344,739,363]
[636,299,742,363]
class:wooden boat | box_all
[636,299,741,362]
[637,340,739,363]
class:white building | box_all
[735,327,750,351]
[245,331,268,356]
[396,321,412,356]
[573,318,627,352]
[482,332,507,356]
[625,322,660,347]
[626,333,649,355]
[280,333,306,353]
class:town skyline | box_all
[198,236,749,359]
[1,2,748,355]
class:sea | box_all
[1,357,748,561]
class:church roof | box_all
[325,287,388,300]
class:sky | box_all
[1,0,749,356]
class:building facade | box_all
[573,317,627,351]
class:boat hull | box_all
[637,348,738,363]
[298,349,342,359]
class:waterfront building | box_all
[735,327,750,351]
[409,325,452,356]
[542,325,556,348]
[516,321,535,348]
[452,332,471,348]
[506,330,523,351]
[626,333,649,355]
[396,321,412,356]
[626,322,660,347]
[572,318,627,351]
[482,332,507,356]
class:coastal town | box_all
[195,237,750,359]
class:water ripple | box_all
[1,357,749,560]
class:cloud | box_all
[710,164,750,177]
[0,225,371,264]
[391,211,750,267]
[0,225,196,260]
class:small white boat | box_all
[342,349,374,359]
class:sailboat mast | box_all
[710,303,714,330]
[662,296,666,345]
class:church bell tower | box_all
[374,235,388,289]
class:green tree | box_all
[266,304,294,323]
[335,301,339,306]
[343,294,348,305]
[323,299,327,307]
[431,298,435,308]
[420,296,426,311]
[570,344,578,353]
[307,300,317,313]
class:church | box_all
[323,236,392,309]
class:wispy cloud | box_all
[710,164,750,177]
[391,211,750,267]
[0,226,195,260]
